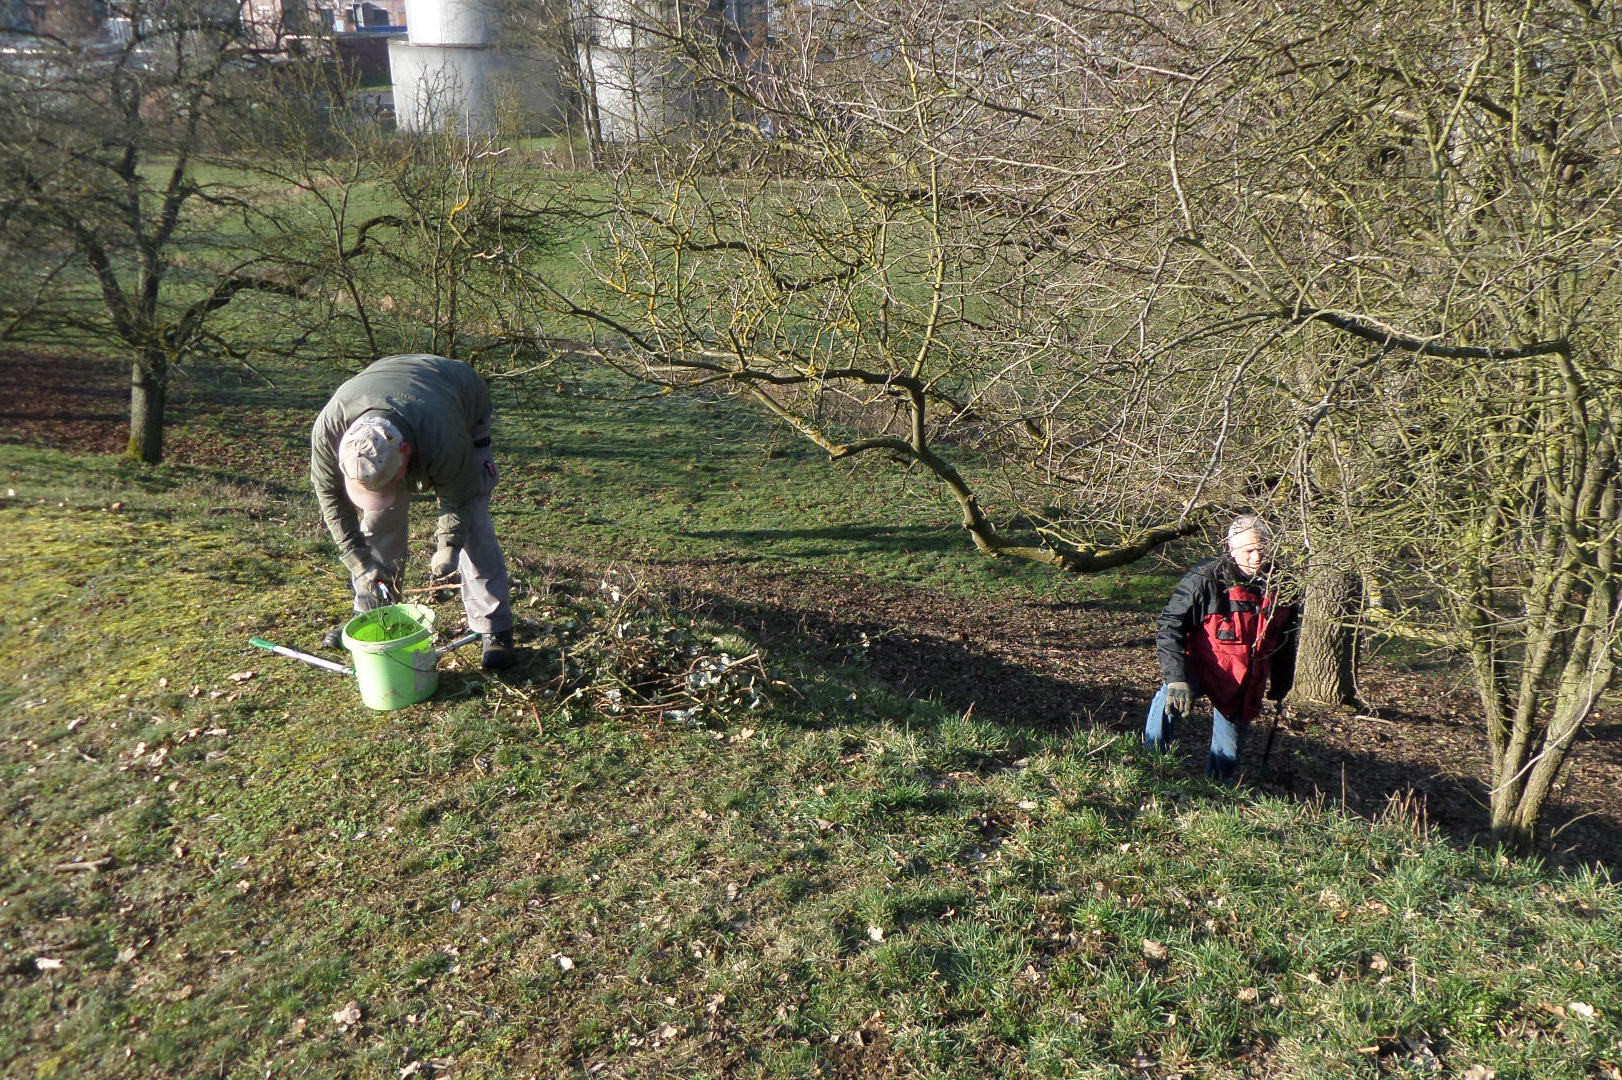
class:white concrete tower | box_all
[578,0,692,142]
[388,0,562,135]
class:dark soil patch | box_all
[628,559,1621,873]
[0,349,129,455]
[7,346,1619,872]
[574,554,1622,875]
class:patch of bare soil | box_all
[631,559,1621,874]
[0,349,129,455]
[7,347,1617,871]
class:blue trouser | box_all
[1143,680,1245,782]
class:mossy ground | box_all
[2,355,1618,1079]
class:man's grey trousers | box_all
[348,416,513,635]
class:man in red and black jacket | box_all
[1144,515,1298,781]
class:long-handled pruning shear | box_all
[1261,699,1287,768]
[249,581,480,676]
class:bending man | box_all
[1143,515,1297,780]
[311,353,515,670]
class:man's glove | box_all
[347,553,392,609]
[430,543,461,581]
[1165,681,1193,716]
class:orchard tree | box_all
[235,111,571,367]
[0,0,325,462]
[1149,0,1622,848]
[534,0,1288,570]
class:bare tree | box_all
[536,1,1294,571]
[1117,0,1622,846]
[0,0,333,462]
[532,0,1621,847]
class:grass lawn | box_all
[1,351,1618,1079]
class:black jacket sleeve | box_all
[1267,603,1301,700]
[1155,562,1213,685]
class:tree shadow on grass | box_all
[677,524,964,562]
[0,349,129,454]
[1251,714,1621,874]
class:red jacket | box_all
[1156,556,1298,723]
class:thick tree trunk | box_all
[127,352,167,464]
[1291,565,1364,708]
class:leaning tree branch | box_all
[1294,308,1568,360]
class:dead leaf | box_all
[228,671,256,683]
[116,946,138,964]
[1235,986,1258,1003]
[35,957,64,971]
[400,1063,424,1079]
[332,1000,362,1027]
[1142,939,1169,962]
[1403,1034,1441,1072]
[1369,953,1389,973]
[1569,1001,1597,1020]
[656,1023,680,1040]
[1461,1067,1496,1080]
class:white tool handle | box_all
[435,631,481,656]
[249,638,354,676]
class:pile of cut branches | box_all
[540,571,778,725]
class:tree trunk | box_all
[1485,586,1616,855]
[1291,565,1364,708]
[127,352,167,464]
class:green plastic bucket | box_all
[341,603,438,710]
